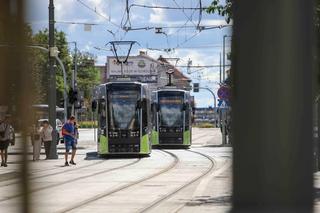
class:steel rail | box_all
[137,150,217,213]
[0,158,142,202]
[56,150,179,213]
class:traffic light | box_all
[68,89,78,104]
[193,83,199,92]
[59,98,64,108]
[74,91,84,109]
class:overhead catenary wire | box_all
[171,0,197,27]
[76,0,120,28]
[197,0,203,30]
[129,3,209,10]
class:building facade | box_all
[101,52,191,92]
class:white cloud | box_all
[149,6,167,24]
[96,55,107,65]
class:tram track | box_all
[0,159,106,187]
[137,149,217,213]
[0,157,142,202]
[56,150,179,213]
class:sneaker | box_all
[64,162,69,166]
[3,163,7,167]
[69,160,76,165]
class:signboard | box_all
[217,86,231,101]
[108,56,159,83]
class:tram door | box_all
[97,99,108,154]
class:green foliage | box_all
[30,29,100,107]
[31,29,73,103]
[206,0,233,23]
[76,52,100,100]
[78,121,98,128]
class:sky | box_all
[26,0,232,108]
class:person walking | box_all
[40,120,53,160]
[0,115,12,167]
[31,123,41,161]
[62,116,77,166]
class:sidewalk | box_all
[9,128,96,155]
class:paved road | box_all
[0,128,232,212]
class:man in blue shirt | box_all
[62,116,77,166]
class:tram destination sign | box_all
[107,56,159,83]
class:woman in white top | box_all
[40,120,53,159]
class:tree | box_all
[31,29,100,107]
[31,29,73,103]
[206,0,233,23]
[75,52,100,101]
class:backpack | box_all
[0,123,7,138]
[62,123,69,136]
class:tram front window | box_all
[159,96,184,127]
[108,90,140,130]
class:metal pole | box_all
[232,0,314,211]
[219,52,222,83]
[199,87,217,108]
[223,35,226,82]
[75,42,78,119]
[48,0,58,159]
[72,42,78,119]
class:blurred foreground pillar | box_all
[232,0,315,212]
[0,0,31,212]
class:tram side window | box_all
[98,100,106,128]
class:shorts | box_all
[65,140,77,152]
[0,140,9,150]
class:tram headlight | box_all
[130,131,139,137]
[159,128,167,133]
[108,131,118,138]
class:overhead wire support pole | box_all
[220,52,222,83]
[48,0,58,159]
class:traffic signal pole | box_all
[48,0,58,159]
[71,41,78,119]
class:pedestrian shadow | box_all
[152,145,190,150]
[185,195,232,206]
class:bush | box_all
[78,121,98,128]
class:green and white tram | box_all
[93,82,152,156]
[151,89,192,147]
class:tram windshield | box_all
[108,90,140,130]
[159,94,184,127]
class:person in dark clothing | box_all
[0,115,12,167]
[62,116,77,166]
